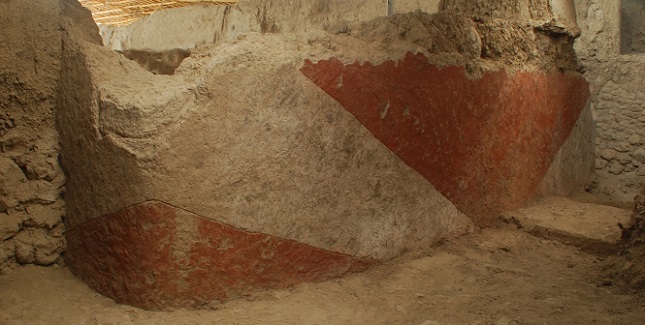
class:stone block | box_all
[0,213,21,241]
[617,152,634,165]
[22,201,64,229]
[13,153,59,181]
[501,197,632,255]
[0,239,13,266]
[625,164,638,173]
[632,147,645,164]
[608,160,626,175]
[33,232,63,266]
[15,180,61,205]
[0,157,26,205]
[596,158,608,169]
[600,149,617,161]
[12,226,63,266]
[13,231,35,264]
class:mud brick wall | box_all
[0,0,67,270]
[574,0,645,203]
[0,0,101,271]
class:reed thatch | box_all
[79,0,238,27]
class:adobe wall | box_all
[0,0,446,274]
[1,0,595,310]
[56,0,594,310]
[0,0,100,271]
[574,0,645,204]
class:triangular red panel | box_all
[66,201,371,310]
[301,53,590,223]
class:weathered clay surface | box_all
[301,53,589,223]
[58,0,590,309]
[538,101,595,197]
[58,31,475,262]
[66,201,371,310]
[59,9,482,308]
[0,0,100,271]
[441,0,580,36]
[604,183,645,291]
[574,0,621,58]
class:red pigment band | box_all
[66,201,371,310]
[301,53,589,223]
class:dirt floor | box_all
[1,227,644,325]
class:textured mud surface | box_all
[574,0,645,204]
[54,0,593,308]
[2,228,645,325]
[0,0,100,271]
[604,184,645,291]
[1,0,605,315]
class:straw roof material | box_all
[79,0,239,26]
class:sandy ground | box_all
[1,227,644,325]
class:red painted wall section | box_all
[65,201,371,310]
[301,53,590,224]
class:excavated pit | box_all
[117,49,192,75]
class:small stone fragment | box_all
[36,184,61,204]
[16,181,60,204]
[0,158,27,211]
[638,166,645,176]
[14,240,35,264]
[632,147,645,164]
[34,244,61,265]
[595,158,608,169]
[629,135,643,146]
[616,152,633,165]
[494,317,517,325]
[23,202,63,229]
[1,190,21,211]
[31,227,63,265]
[13,153,59,181]
[0,239,14,267]
[0,213,22,241]
[13,227,63,265]
[608,160,625,175]
[0,157,27,189]
[600,149,617,161]
[615,143,632,153]
[624,164,637,173]
[420,321,441,325]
